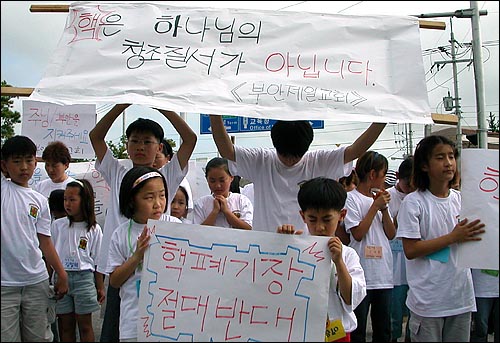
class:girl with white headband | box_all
[105,166,181,342]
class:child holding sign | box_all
[105,167,181,341]
[276,177,366,342]
[396,135,485,342]
[344,150,395,342]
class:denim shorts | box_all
[56,271,100,315]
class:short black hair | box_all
[160,138,174,159]
[119,166,168,218]
[48,189,66,214]
[126,118,164,142]
[398,156,414,180]
[298,177,347,212]
[1,135,37,160]
[271,120,313,158]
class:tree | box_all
[487,112,499,133]
[106,135,176,159]
[107,135,129,159]
[1,80,22,146]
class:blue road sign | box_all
[200,114,324,134]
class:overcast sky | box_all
[1,1,498,169]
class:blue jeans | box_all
[100,282,120,342]
[471,297,499,342]
[391,285,409,340]
[352,288,392,342]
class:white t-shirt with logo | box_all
[1,173,51,286]
[51,217,102,272]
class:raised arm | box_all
[209,114,235,161]
[89,104,130,162]
[155,109,197,171]
[344,123,386,163]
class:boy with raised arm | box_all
[89,104,196,341]
[209,114,385,233]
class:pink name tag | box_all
[364,245,382,259]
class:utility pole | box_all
[415,8,488,169]
[470,1,488,149]
[122,108,126,137]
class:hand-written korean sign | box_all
[457,149,499,270]
[30,3,432,124]
[21,100,96,159]
[138,220,331,341]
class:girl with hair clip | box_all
[396,135,485,342]
[105,166,181,342]
[51,179,105,342]
[344,150,396,342]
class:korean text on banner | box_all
[29,2,432,124]
[21,100,96,159]
[138,220,331,341]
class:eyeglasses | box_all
[127,139,159,147]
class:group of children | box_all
[1,107,495,342]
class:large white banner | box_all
[138,220,331,341]
[21,100,96,159]
[457,149,499,270]
[29,2,432,124]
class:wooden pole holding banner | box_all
[2,5,453,123]
[28,4,447,30]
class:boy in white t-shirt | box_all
[209,115,386,233]
[1,135,69,342]
[276,177,366,342]
[89,104,197,341]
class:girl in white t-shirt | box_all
[396,135,485,342]
[193,157,253,230]
[105,166,181,342]
[344,150,395,342]
[52,179,105,342]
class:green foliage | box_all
[1,80,22,146]
[165,138,176,150]
[107,135,129,159]
[487,112,499,133]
